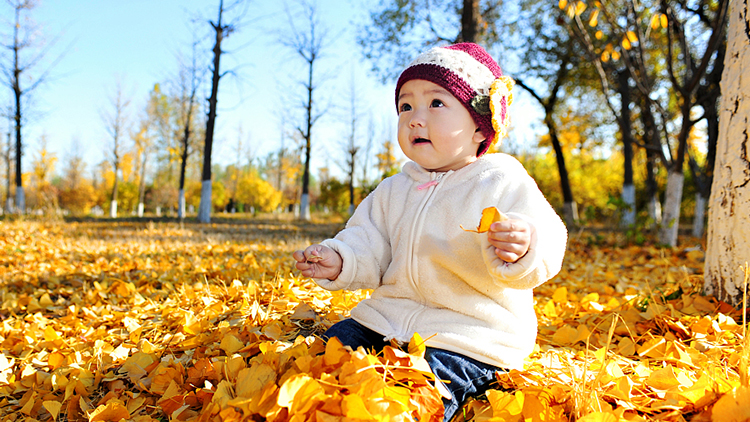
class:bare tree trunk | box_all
[4,118,12,213]
[137,151,147,217]
[198,0,229,224]
[516,64,577,227]
[660,170,684,246]
[299,49,315,221]
[12,5,24,214]
[285,0,328,221]
[546,118,577,227]
[617,70,636,227]
[459,0,479,42]
[103,82,129,219]
[640,100,662,228]
[704,0,750,308]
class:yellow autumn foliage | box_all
[0,219,746,422]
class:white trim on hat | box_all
[407,46,496,95]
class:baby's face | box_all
[396,79,485,172]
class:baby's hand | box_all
[292,244,343,280]
[488,219,532,263]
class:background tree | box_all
[510,2,580,226]
[359,0,503,79]
[563,3,646,228]
[28,134,56,211]
[570,0,728,246]
[101,80,131,218]
[175,40,203,220]
[2,0,64,214]
[132,119,152,218]
[282,0,329,221]
[376,140,402,180]
[340,68,361,215]
[2,114,10,213]
[704,0,750,309]
[57,139,96,215]
[198,0,245,223]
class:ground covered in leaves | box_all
[0,218,748,422]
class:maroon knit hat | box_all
[395,42,514,156]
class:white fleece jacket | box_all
[316,153,568,369]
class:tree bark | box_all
[546,116,576,227]
[198,0,227,224]
[12,4,24,214]
[300,54,313,221]
[617,70,636,227]
[704,0,750,308]
[460,0,479,42]
[660,170,684,247]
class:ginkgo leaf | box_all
[711,386,750,422]
[2,219,747,422]
[342,394,373,419]
[408,332,426,358]
[43,400,62,421]
[461,206,508,233]
[88,400,130,422]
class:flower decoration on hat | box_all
[489,76,514,141]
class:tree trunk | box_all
[640,97,663,228]
[137,152,147,218]
[4,128,10,213]
[692,192,706,238]
[13,6,24,214]
[617,70,635,227]
[179,189,186,219]
[547,116,576,227]
[198,0,225,224]
[300,52,314,222]
[660,170,684,247]
[704,2,750,308]
[198,180,212,221]
[110,166,119,219]
[178,128,190,220]
[459,0,479,42]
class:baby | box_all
[293,42,568,421]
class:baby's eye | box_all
[399,103,412,113]
[430,99,444,108]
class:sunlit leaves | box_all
[1,220,748,421]
[651,13,669,30]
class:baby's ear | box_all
[473,128,486,144]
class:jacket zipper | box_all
[402,172,447,339]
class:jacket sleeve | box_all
[313,180,393,292]
[481,160,568,290]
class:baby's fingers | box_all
[292,250,307,263]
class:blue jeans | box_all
[323,319,502,421]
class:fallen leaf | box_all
[461,206,508,233]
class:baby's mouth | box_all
[413,137,431,144]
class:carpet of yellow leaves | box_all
[0,220,748,422]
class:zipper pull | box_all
[417,180,439,190]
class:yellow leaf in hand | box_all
[461,206,508,233]
[408,332,426,358]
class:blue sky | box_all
[9,0,541,180]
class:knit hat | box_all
[395,42,514,156]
